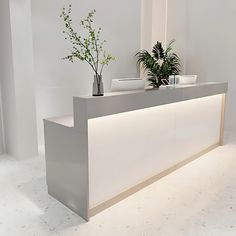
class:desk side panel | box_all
[44,120,89,220]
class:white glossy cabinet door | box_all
[88,95,222,208]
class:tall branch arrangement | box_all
[136,40,181,88]
[60,5,115,77]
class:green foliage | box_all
[136,40,181,88]
[60,5,115,76]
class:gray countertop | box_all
[46,82,228,128]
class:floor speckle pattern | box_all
[0,132,236,236]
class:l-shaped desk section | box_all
[44,82,228,221]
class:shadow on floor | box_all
[18,176,86,231]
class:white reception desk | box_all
[44,82,228,221]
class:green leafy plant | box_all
[136,40,181,88]
[60,5,115,94]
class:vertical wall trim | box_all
[164,0,168,46]
[0,0,39,159]
[151,0,168,47]
[141,0,153,51]
[0,88,6,153]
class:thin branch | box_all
[87,20,99,72]
[99,64,105,76]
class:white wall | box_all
[31,0,141,146]
[0,0,16,156]
[0,0,38,159]
[0,89,5,155]
[0,10,6,154]
[185,0,236,132]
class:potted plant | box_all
[60,5,115,96]
[136,40,181,88]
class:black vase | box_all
[93,74,104,96]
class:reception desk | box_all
[44,82,228,221]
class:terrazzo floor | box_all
[0,132,236,236]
